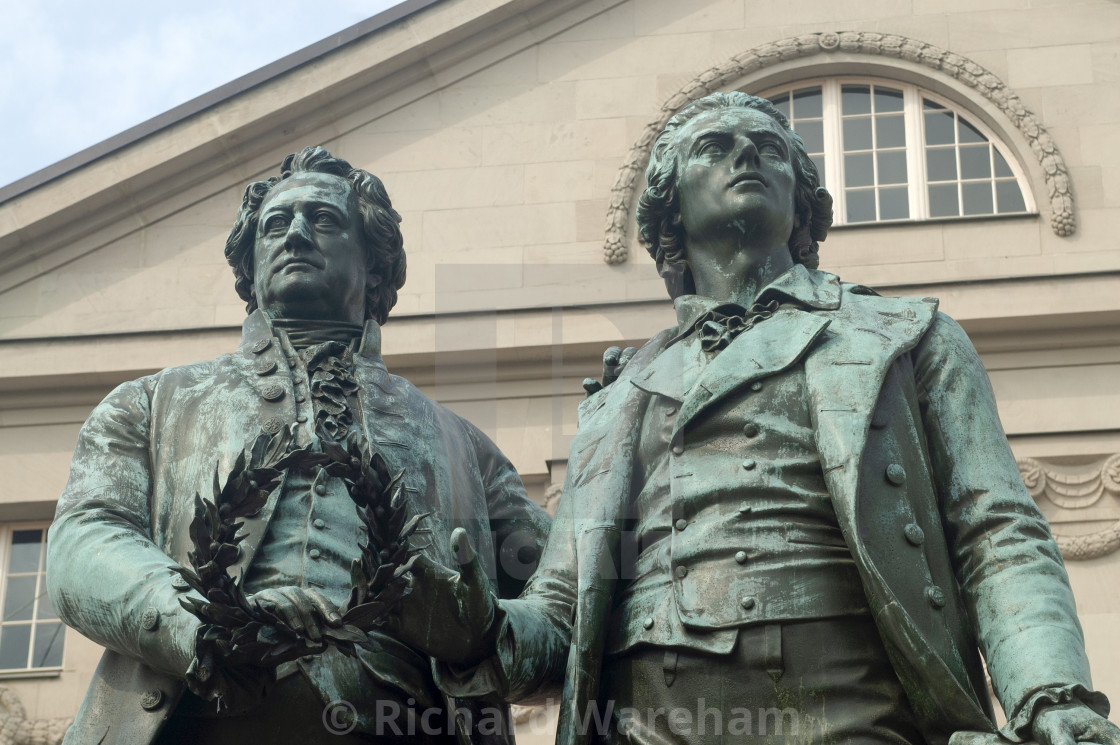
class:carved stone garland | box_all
[602,31,1076,265]
[1018,454,1120,561]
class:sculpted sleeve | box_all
[913,312,1109,738]
[47,377,201,679]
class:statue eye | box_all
[263,215,290,234]
[314,211,339,227]
[697,140,726,157]
[759,141,784,156]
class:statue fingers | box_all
[304,587,343,628]
[274,587,321,641]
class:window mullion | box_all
[821,80,845,224]
[902,84,927,221]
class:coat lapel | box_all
[804,293,939,525]
[674,307,831,435]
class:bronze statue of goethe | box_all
[402,93,1119,745]
[48,147,550,744]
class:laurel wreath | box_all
[173,426,427,707]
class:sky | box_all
[0,0,409,189]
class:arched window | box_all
[762,78,1034,225]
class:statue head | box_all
[224,146,406,325]
[636,92,833,299]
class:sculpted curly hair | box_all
[224,146,406,325]
[636,92,833,299]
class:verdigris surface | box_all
[47,147,550,745]
[402,93,1119,745]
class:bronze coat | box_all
[479,272,1096,745]
[48,312,550,745]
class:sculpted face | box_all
[675,107,797,250]
[252,172,371,324]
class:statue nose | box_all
[733,137,761,168]
[284,214,314,249]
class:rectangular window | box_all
[0,525,63,672]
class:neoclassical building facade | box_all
[0,0,1116,738]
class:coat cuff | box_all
[432,614,513,698]
[999,684,1110,741]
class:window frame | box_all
[759,76,1037,227]
[0,523,64,676]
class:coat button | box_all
[171,574,191,591]
[675,565,688,579]
[885,463,906,485]
[674,519,687,531]
[904,523,925,546]
[735,551,748,565]
[313,519,326,529]
[665,407,677,416]
[741,459,757,471]
[297,415,308,424]
[925,585,946,609]
[671,443,684,456]
[256,360,278,376]
[643,617,654,630]
[870,412,888,429]
[314,482,327,496]
[140,608,161,631]
[140,689,164,711]
[740,596,756,610]
[309,549,322,560]
[262,384,285,402]
[743,422,760,438]
[749,381,763,392]
[738,505,752,516]
[262,417,284,435]
[251,338,272,354]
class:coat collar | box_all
[631,267,840,426]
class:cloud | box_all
[0,0,403,188]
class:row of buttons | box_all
[254,336,309,433]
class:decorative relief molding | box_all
[1019,454,1120,561]
[0,686,70,745]
[602,31,1076,265]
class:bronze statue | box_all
[47,147,551,745]
[404,93,1119,745]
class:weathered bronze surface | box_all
[47,147,550,744]
[414,93,1118,745]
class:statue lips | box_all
[275,256,324,274]
[728,171,768,190]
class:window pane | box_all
[842,117,873,151]
[0,625,30,669]
[792,87,822,118]
[3,577,36,622]
[37,588,57,620]
[9,531,42,574]
[878,151,908,185]
[960,145,992,179]
[874,87,904,113]
[923,98,946,110]
[993,149,1014,178]
[842,85,871,115]
[996,180,1027,212]
[926,148,958,181]
[925,111,956,146]
[32,622,64,668]
[846,190,876,222]
[844,153,874,187]
[929,184,960,217]
[879,187,910,220]
[876,115,906,148]
[794,119,824,153]
[958,118,987,144]
[810,156,826,185]
[769,94,791,120]
[962,182,995,215]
